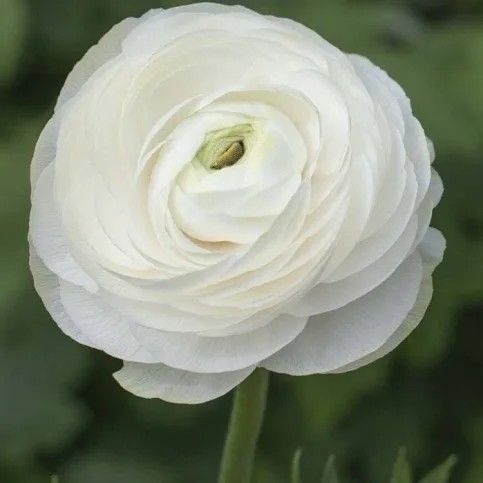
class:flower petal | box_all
[261,251,423,375]
[56,16,141,109]
[29,164,97,292]
[291,216,418,316]
[30,114,60,188]
[114,362,253,404]
[329,228,445,373]
[29,248,94,347]
[130,313,308,373]
[58,278,308,371]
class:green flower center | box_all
[211,140,245,170]
[196,124,254,171]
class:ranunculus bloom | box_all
[29,3,444,404]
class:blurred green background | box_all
[1,0,482,482]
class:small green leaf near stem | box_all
[391,447,413,483]
[321,455,339,483]
[419,455,457,483]
[291,448,303,483]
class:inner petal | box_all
[168,105,305,245]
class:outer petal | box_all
[56,16,141,110]
[114,362,253,404]
[59,279,158,362]
[31,15,144,190]
[130,313,307,373]
[29,248,94,347]
[58,279,308,372]
[349,54,432,208]
[30,114,60,188]
[29,164,97,292]
[290,216,418,316]
[330,228,445,373]
[261,251,424,375]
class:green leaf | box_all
[51,476,59,483]
[419,456,457,483]
[291,448,302,483]
[321,455,339,483]
[391,448,413,483]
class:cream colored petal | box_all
[114,362,253,404]
[291,216,418,316]
[29,248,94,347]
[57,277,308,371]
[29,164,97,291]
[261,252,423,375]
[329,228,445,373]
[56,17,140,109]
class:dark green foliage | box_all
[1,1,482,482]
[289,449,455,482]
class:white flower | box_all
[29,3,444,404]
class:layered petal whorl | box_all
[29,3,444,404]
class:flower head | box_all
[29,3,444,404]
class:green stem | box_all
[218,368,270,483]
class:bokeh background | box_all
[1,0,482,481]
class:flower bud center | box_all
[196,123,253,171]
[211,141,245,170]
